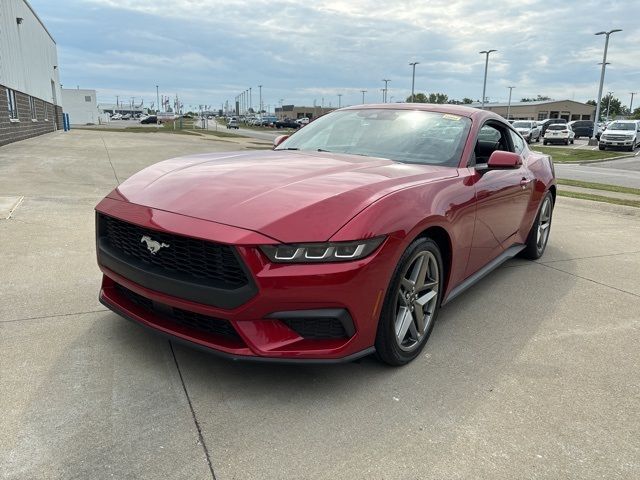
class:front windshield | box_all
[607,122,636,131]
[512,121,532,128]
[276,109,472,166]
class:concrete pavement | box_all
[1,130,639,479]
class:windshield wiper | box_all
[278,147,299,150]
[317,148,332,152]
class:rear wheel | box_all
[375,238,443,366]
[521,192,554,260]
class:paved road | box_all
[204,120,287,142]
[1,130,639,480]
[555,151,640,188]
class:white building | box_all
[0,0,62,146]
[62,88,100,125]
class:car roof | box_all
[339,103,501,122]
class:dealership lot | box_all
[1,130,639,480]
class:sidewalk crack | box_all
[169,341,216,480]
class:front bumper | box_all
[97,198,399,361]
[599,138,635,147]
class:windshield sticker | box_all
[442,114,461,121]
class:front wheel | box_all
[521,192,554,260]
[543,140,548,145]
[375,238,443,366]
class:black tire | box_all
[375,237,443,366]
[543,140,547,145]
[571,139,574,144]
[599,145,605,151]
[536,135,540,142]
[521,191,554,260]
[564,139,569,145]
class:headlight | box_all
[259,236,385,263]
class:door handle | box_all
[520,178,532,189]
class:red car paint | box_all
[96,104,555,361]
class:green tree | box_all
[405,92,448,103]
[406,93,428,103]
[462,97,474,104]
[520,95,552,102]
[631,107,640,120]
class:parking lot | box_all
[1,130,639,480]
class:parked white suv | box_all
[599,120,640,152]
[512,120,541,143]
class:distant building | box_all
[62,88,100,125]
[0,0,63,146]
[275,104,335,120]
[98,103,147,116]
[472,99,595,121]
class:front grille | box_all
[99,214,248,289]
[282,317,347,339]
[115,283,241,341]
[603,135,630,141]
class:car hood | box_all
[111,150,457,242]
[603,129,635,135]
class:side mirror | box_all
[273,135,289,149]
[487,150,522,169]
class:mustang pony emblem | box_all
[140,235,170,254]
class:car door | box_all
[465,122,534,275]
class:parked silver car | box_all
[512,120,541,143]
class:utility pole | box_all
[606,91,613,121]
[506,86,515,120]
[258,85,263,114]
[590,29,622,144]
[409,62,419,102]
[338,93,342,108]
[249,87,252,113]
[630,92,637,114]
[116,95,119,113]
[382,79,391,103]
[479,49,497,109]
[361,90,367,104]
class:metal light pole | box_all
[361,90,367,104]
[479,49,497,109]
[249,87,252,112]
[382,79,390,103]
[409,62,419,102]
[338,93,342,108]
[258,85,263,114]
[506,86,515,120]
[155,86,159,114]
[606,91,613,121]
[590,29,622,144]
[630,92,637,114]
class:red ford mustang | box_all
[96,104,555,365]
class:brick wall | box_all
[0,84,59,147]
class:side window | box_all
[509,129,525,154]
[473,124,512,164]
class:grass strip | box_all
[557,179,640,196]
[531,146,624,162]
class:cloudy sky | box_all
[30,0,638,111]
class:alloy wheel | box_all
[394,251,439,352]
[536,196,552,251]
